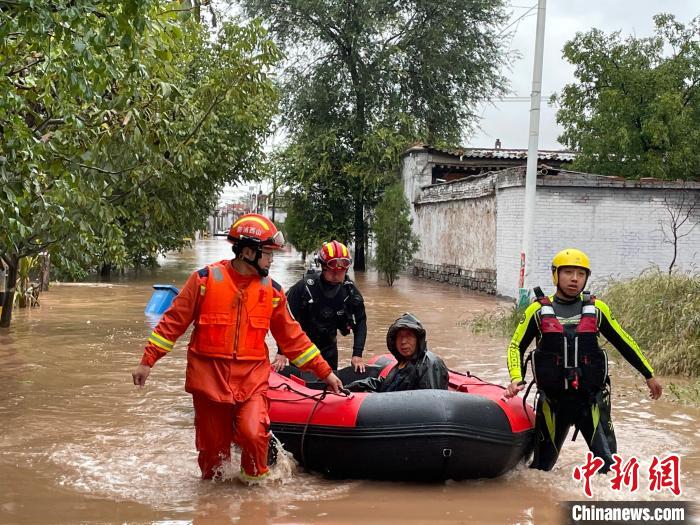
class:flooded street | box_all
[1,239,697,524]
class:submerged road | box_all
[1,239,697,524]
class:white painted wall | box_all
[413,173,497,271]
[497,177,700,298]
[414,197,496,270]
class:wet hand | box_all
[132,364,151,387]
[351,356,365,373]
[323,372,343,394]
[646,377,663,400]
[272,354,288,372]
[504,380,525,399]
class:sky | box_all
[467,0,698,150]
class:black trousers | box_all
[531,384,617,472]
[319,343,339,370]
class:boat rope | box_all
[448,369,503,390]
[300,387,328,471]
[522,380,537,426]
[268,380,351,471]
[268,381,349,401]
[451,369,536,425]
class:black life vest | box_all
[531,287,608,394]
[300,271,363,339]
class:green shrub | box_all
[667,380,700,405]
[470,303,524,338]
[374,183,420,286]
[601,269,700,377]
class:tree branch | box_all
[107,173,157,204]
[19,237,64,259]
[157,7,196,16]
[682,77,698,107]
[7,57,45,77]
[179,93,224,146]
[34,117,65,133]
[57,155,145,175]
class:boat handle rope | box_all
[300,387,328,471]
[522,380,536,426]
[449,369,503,389]
[298,385,352,470]
[268,381,352,401]
[268,381,351,471]
[451,370,536,427]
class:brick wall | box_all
[402,159,700,298]
[496,172,700,298]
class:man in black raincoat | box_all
[346,313,449,392]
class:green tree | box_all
[0,2,280,327]
[99,19,280,273]
[552,14,700,180]
[281,192,323,261]
[239,0,508,270]
[373,183,419,286]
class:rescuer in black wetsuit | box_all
[273,240,367,371]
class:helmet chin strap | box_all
[241,247,269,277]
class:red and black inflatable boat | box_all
[268,355,534,481]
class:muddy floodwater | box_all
[1,240,697,524]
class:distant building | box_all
[402,143,576,185]
[209,202,247,236]
[401,145,700,298]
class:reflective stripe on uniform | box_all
[591,402,600,435]
[272,297,281,308]
[506,301,541,382]
[239,468,270,483]
[542,398,557,447]
[582,304,596,315]
[540,305,556,316]
[211,266,224,282]
[291,345,320,367]
[148,331,174,352]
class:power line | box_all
[499,4,537,36]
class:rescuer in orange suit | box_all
[131,213,343,482]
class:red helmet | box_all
[318,240,351,270]
[227,213,284,249]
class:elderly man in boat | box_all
[345,313,448,392]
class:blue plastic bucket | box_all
[144,284,180,315]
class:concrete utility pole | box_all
[519,0,547,308]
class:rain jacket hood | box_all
[345,312,448,393]
[386,313,427,362]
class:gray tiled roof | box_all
[405,143,577,162]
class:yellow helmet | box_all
[551,248,591,285]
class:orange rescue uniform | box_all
[140,259,331,480]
